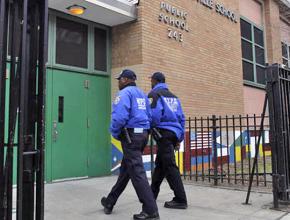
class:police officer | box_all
[101,69,160,220]
[149,72,188,209]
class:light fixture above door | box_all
[67,5,86,15]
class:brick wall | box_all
[264,0,283,64]
[142,0,244,117]
[111,4,147,99]
[112,0,245,117]
[111,0,288,117]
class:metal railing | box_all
[177,114,271,187]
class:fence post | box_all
[150,133,154,178]
[0,0,9,218]
[212,115,218,186]
[189,117,192,180]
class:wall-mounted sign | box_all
[158,2,189,43]
[196,0,238,23]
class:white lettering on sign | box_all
[159,14,189,32]
[196,0,238,23]
[198,0,214,9]
[168,28,183,42]
[160,2,188,20]
[158,2,189,43]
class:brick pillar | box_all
[264,0,282,64]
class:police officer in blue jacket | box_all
[101,69,160,220]
[149,72,188,209]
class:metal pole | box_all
[4,1,20,219]
[189,117,192,180]
[266,64,290,208]
[17,0,29,219]
[0,0,9,218]
[212,115,218,186]
[150,134,154,177]
[207,117,211,182]
[194,117,198,181]
[35,0,48,219]
[22,0,39,218]
[267,65,278,208]
[244,94,268,204]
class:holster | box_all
[151,128,162,141]
[122,128,132,144]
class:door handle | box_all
[53,120,58,142]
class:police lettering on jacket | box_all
[110,85,151,139]
[148,83,185,142]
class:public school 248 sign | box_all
[158,2,189,43]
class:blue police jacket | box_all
[148,83,185,142]
[110,83,151,140]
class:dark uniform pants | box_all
[106,130,158,214]
[151,129,187,203]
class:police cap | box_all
[151,72,165,83]
[115,69,137,80]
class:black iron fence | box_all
[0,0,48,219]
[175,114,271,187]
[267,64,290,208]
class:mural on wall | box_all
[111,129,270,175]
[111,137,157,177]
[184,130,271,173]
[111,136,184,177]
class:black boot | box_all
[101,197,113,214]
[164,199,187,209]
[133,211,160,220]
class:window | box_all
[52,15,109,74]
[240,18,266,85]
[94,28,107,71]
[282,42,290,68]
[56,17,88,68]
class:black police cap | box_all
[115,69,137,80]
[151,72,165,83]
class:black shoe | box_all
[164,200,187,209]
[133,211,160,220]
[101,197,113,214]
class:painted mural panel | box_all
[111,127,271,180]
[111,136,184,177]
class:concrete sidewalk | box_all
[44,176,290,220]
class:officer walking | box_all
[101,69,160,220]
[149,72,188,209]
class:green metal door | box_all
[51,70,88,180]
[87,75,111,177]
[47,70,111,181]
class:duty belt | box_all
[127,128,148,134]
